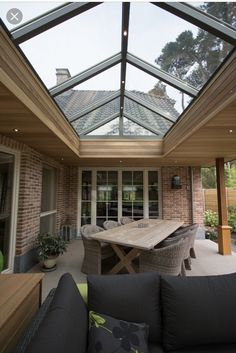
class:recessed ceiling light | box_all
[61,157,64,161]
[12,128,19,132]
[120,160,122,163]
[123,30,127,36]
[122,81,125,84]
[229,129,233,133]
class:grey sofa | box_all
[14,272,236,353]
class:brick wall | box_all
[0,134,78,270]
[162,166,203,225]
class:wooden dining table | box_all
[90,219,184,274]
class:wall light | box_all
[171,175,182,189]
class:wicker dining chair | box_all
[169,223,199,258]
[120,217,134,225]
[139,237,189,276]
[161,226,198,275]
[81,224,114,275]
[103,220,120,230]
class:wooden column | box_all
[216,158,231,255]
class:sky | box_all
[0,1,218,113]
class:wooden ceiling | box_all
[0,25,236,167]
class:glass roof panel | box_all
[87,118,119,136]
[0,2,63,30]
[123,117,156,136]
[55,64,120,118]
[188,2,236,28]
[19,2,122,88]
[128,2,233,90]
[71,98,120,136]
[124,97,173,135]
[126,64,192,116]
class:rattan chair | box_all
[139,237,189,276]
[169,223,199,258]
[162,225,198,275]
[120,217,134,225]
[103,220,120,230]
[81,224,114,275]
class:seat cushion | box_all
[88,311,149,353]
[169,343,236,353]
[25,273,88,353]
[148,343,165,353]
[161,273,236,351]
[88,272,161,343]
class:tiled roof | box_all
[55,89,179,136]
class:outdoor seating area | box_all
[0,2,236,352]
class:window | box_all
[79,168,161,229]
[40,165,57,234]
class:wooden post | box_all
[216,158,231,255]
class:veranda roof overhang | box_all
[0,2,236,166]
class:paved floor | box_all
[30,238,236,301]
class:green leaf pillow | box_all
[88,311,149,353]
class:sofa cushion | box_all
[88,272,161,343]
[25,273,88,353]
[161,273,236,351]
[148,343,165,353]
[169,343,236,353]
[88,311,149,353]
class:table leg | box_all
[110,244,141,274]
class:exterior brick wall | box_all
[162,166,203,225]
[0,134,78,261]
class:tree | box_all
[154,2,235,109]
[201,161,236,189]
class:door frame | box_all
[0,145,20,273]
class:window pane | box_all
[133,202,143,217]
[82,171,92,185]
[81,202,91,217]
[97,186,107,201]
[0,2,63,30]
[123,117,156,136]
[149,202,159,218]
[107,186,118,201]
[97,171,107,185]
[81,217,91,226]
[20,3,122,88]
[133,171,143,185]
[97,202,106,216]
[40,213,56,234]
[41,166,56,212]
[108,202,118,217]
[149,187,158,201]
[148,171,158,186]
[134,186,143,201]
[128,2,233,90]
[108,171,118,185]
[122,171,132,185]
[82,186,91,201]
[122,202,132,217]
[96,218,106,227]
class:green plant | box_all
[36,233,68,261]
[204,210,218,227]
[228,206,236,233]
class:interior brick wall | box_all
[162,166,203,225]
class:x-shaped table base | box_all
[109,244,141,274]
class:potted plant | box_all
[36,233,68,271]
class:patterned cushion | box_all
[87,311,149,353]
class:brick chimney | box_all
[56,68,71,85]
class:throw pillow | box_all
[87,311,149,353]
[88,272,161,343]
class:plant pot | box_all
[42,256,58,270]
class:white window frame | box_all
[40,164,57,234]
[0,145,20,274]
[77,167,162,232]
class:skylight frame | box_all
[5,1,236,139]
